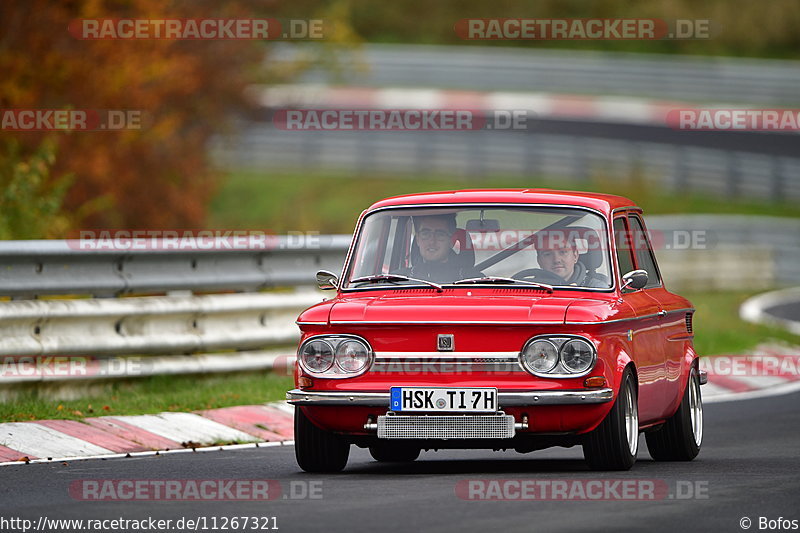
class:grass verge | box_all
[0,371,293,423]
[683,290,800,356]
[207,171,800,234]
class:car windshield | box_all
[344,206,613,290]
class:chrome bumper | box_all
[286,388,614,406]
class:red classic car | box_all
[287,189,706,472]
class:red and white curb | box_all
[249,84,715,128]
[0,403,294,466]
[2,346,798,466]
[701,344,800,404]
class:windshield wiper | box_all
[350,274,443,292]
[452,276,554,293]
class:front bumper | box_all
[286,388,614,406]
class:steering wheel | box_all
[512,268,568,285]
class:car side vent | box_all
[685,313,693,333]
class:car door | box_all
[613,214,666,423]
[628,213,688,416]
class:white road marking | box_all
[727,375,791,389]
[704,380,800,404]
[698,382,730,398]
[0,441,289,467]
[265,402,295,416]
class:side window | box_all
[613,217,636,279]
[628,215,662,288]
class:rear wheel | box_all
[294,407,350,473]
[583,368,639,471]
[369,443,421,463]
[646,366,703,461]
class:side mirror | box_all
[316,270,339,290]
[621,269,648,291]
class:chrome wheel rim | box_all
[689,371,703,446]
[624,381,639,456]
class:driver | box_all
[401,214,483,283]
[535,231,608,288]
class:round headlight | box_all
[560,339,595,373]
[300,340,334,373]
[335,339,370,373]
[522,339,559,373]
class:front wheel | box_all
[645,366,703,461]
[294,407,350,473]
[583,367,639,471]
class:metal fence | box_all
[212,126,800,202]
[1,216,799,388]
[275,43,800,105]
[0,235,350,298]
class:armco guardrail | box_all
[1,216,798,389]
[0,236,351,298]
[0,292,322,357]
[276,43,800,105]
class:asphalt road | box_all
[2,391,799,533]
[764,302,800,322]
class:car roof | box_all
[366,189,640,214]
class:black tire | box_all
[369,443,421,463]
[583,368,639,471]
[294,407,350,473]
[646,366,703,461]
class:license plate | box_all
[390,387,498,413]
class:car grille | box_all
[371,361,525,374]
[377,413,515,439]
[371,354,526,374]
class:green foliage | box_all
[341,0,800,59]
[0,138,73,239]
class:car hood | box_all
[320,291,621,324]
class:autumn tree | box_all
[0,0,283,234]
